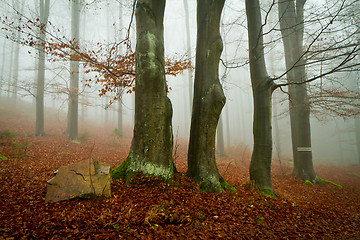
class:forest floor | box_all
[0,100,360,239]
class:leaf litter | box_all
[0,106,359,239]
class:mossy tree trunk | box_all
[35,0,50,137]
[278,0,317,182]
[112,0,175,180]
[246,0,277,196]
[187,0,234,193]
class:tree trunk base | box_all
[191,174,235,193]
[111,151,175,182]
[35,132,46,137]
[249,180,276,198]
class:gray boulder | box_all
[45,159,111,202]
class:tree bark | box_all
[187,0,234,193]
[11,0,25,105]
[246,0,276,196]
[35,0,50,137]
[217,115,226,156]
[278,0,317,181]
[68,0,80,141]
[7,41,14,98]
[0,39,6,93]
[183,0,193,114]
[117,96,123,138]
[356,76,360,165]
[356,116,360,165]
[112,0,175,180]
[117,2,123,138]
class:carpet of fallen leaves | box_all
[0,101,360,239]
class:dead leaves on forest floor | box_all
[0,107,359,239]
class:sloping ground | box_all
[0,102,359,239]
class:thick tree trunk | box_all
[68,0,80,141]
[187,0,234,193]
[250,81,275,194]
[112,0,175,180]
[217,115,226,156]
[246,0,276,196]
[278,0,317,181]
[117,97,123,138]
[35,0,50,137]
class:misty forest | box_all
[0,0,359,238]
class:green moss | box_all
[304,180,314,186]
[166,179,180,186]
[0,153,7,160]
[10,140,28,158]
[317,177,343,189]
[72,140,81,145]
[221,179,236,192]
[198,176,224,193]
[352,173,360,178]
[198,176,236,193]
[0,130,17,139]
[260,189,277,198]
[111,157,131,180]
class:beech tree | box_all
[245,0,277,196]
[111,0,176,180]
[277,0,360,179]
[10,0,25,104]
[182,0,193,114]
[187,0,235,193]
[277,0,317,181]
[67,0,81,141]
[35,0,50,136]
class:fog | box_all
[0,0,358,165]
